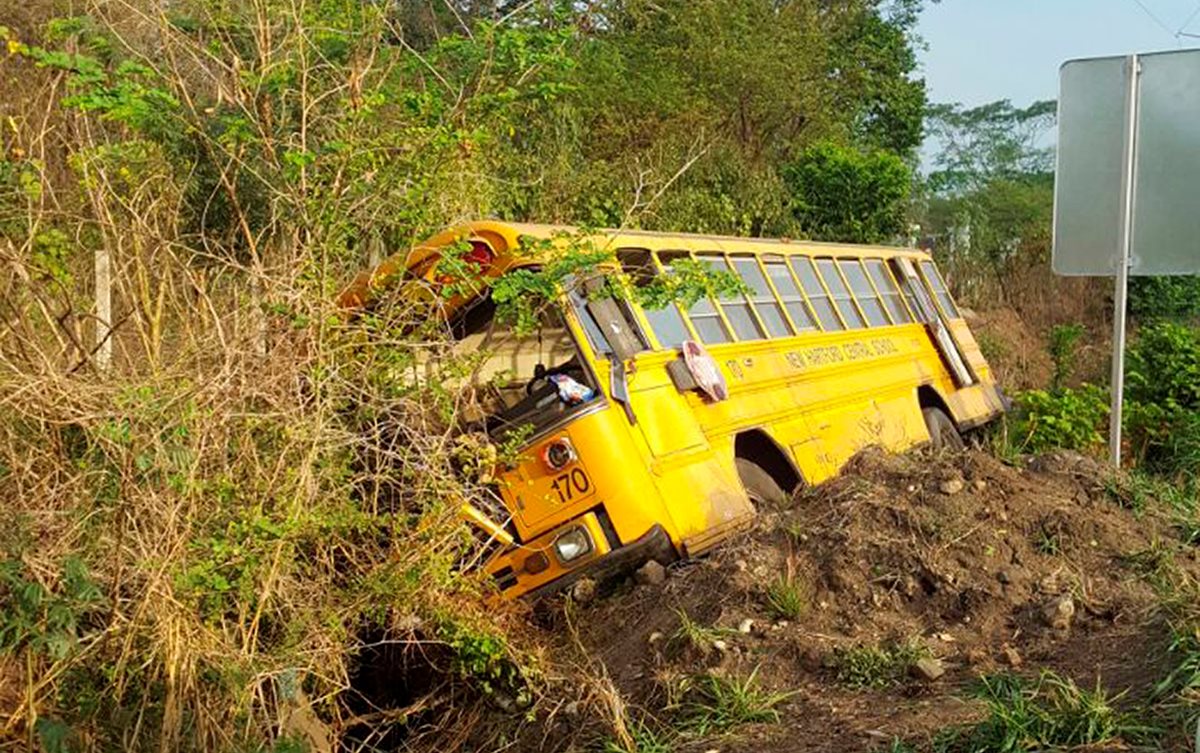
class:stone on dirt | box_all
[1041,594,1076,630]
[738,618,755,634]
[1000,643,1023,667]
[939,478,965,495]
[571,578,597,604]
[635,560,666,586]
[910,657,945,682]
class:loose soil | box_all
[499,447,1200,752]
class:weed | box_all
[1048,323,1085,390]
[1154,626,1200,701]
[1032,525,1062,556]
[765,559,806,620]
[678,667,791,735]
[1122,538,1181,592]
[601,718,675,753]
[668,610,736,654]
[937,671,1156,752]
[832,640,931,689]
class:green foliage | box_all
[937,671,1155,752]
[782,141,911,243]
[1047,323,1085,390]
[765,571,806,620]
[668,609,737,654]
[439,617,524,696]
[678,667,790,734]
[602,719,675,753]
[831,640,930,689]
[1130,276,1200,322]
[0,556,103,662]
[1010,385,1108,454]
[1126,322,1200,477]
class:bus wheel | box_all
[923,407,965,452]
[736,458,789,506]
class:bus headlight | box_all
[542,437,576,471]
[553,527,593,563]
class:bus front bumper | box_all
[486,515,675,600]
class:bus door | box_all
[570,278,752,552]
[892,257,976,387]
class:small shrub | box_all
[765,560,806,620]
[937,671,1155,752]
[1011,385,1108,453]
[678,667,791,734]
[832,640,930,689]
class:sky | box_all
[916,0,1200,108]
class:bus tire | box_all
[923,407,965,452]
[736,458,789,506]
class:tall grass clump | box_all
[0,3,582,750]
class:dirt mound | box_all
[533,448,1196,752]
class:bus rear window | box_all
[919,261,961,319]
[866,259,912,324]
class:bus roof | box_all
[338,219,932,309]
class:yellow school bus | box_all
[340,221,1007,599]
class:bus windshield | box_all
[451,295,601,438]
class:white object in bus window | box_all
[682,340,728,402]
[549,374,595,405]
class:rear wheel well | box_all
[917,385,955,423]
[734,430,801,495]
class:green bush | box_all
[1011,385,1108,454]
[1130,276,1200,322]
[1125,322,1200,477]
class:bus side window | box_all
[838,259,890,327]
[764,256,817,332]
[789,257,843,331]
[918,260,961,319]
[731,255,792,338]
[816,259,866,329]
[617,249,692,350]
[866,259,913,324]
[697,253,765,342]
[660,251,733,345]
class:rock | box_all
[910,657,946,682]
[648,631,663,644]
[571,578,596,604]
[635,560,666,586]
[738,618,755,634]
[973,479,988,491]
[798,647,823,671]
[712,639,729,653]
[939,478,965,495]
[1000,644,1023,667]
[1042,594,1076,630]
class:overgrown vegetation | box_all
[0,0,938,749]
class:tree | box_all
[783,141,911,243]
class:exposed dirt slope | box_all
[515,447,1197,752]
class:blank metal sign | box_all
[1053,49,1200,276]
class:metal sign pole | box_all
[1109,54,1141,468]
